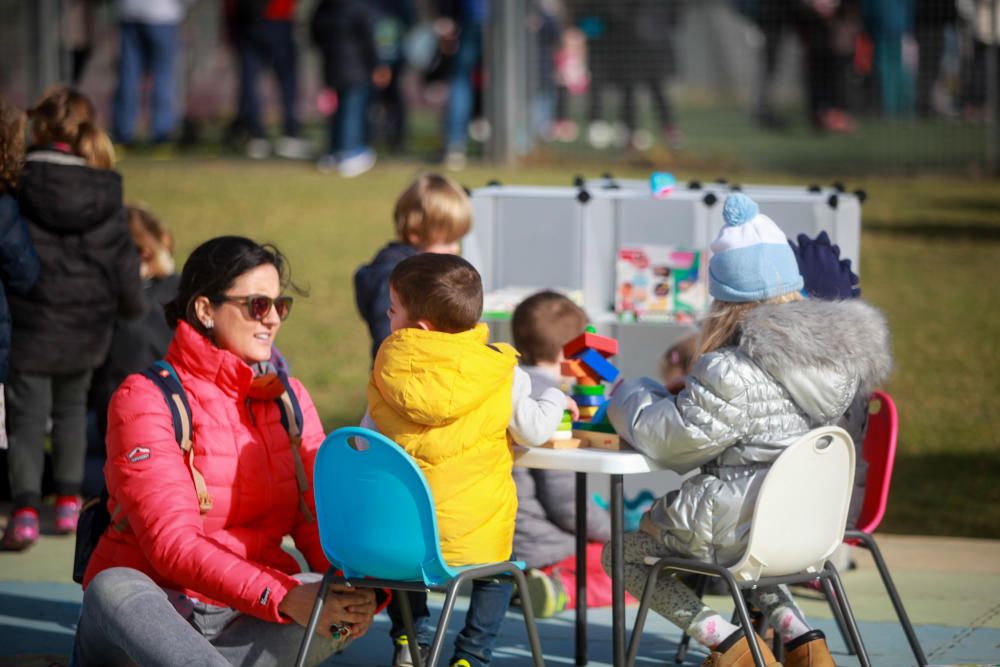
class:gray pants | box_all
[73,568,350,667]
[5,368,92,509]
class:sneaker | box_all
[2,508,40,551]
[587,120,613,149]
[245,137,271,160]
[337,148,376,178]
[54,496,82,534]
[316,153,338,174]
[524,568,568,618]
[392,635,429,667]
[450,661,471,667]
[274,135,313,160]
[443,149,467,172]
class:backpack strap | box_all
[275,372,314,523]
[141,361,213,514]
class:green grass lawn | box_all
[118,157,1000,539]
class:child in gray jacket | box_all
[511,290,613,618]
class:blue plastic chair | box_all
[294,427,545,667]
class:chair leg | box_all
[626,562,664,667]
[820,575,856,654]
[427,579,464,667]
[674,575,708,663]
[719,570,770,667]
[851,532,928,666]
[823,563,873,667]
[510,567,546,667]
[399,590,424,667]
[293,568,335,667]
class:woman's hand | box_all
[278,582,377,640]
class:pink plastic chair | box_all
[837,391,927,665]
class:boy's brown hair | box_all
[389,253,482,333]
[0,98,25,194]
[394,173,472,246]
[512,290,587,366]
[28,86,114,169]
[127,203,175,279]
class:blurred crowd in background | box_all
[1,0,997,172]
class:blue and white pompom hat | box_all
[709,193,804,302]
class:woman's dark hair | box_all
[165,236,303,334]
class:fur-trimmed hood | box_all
[740,299,892,423]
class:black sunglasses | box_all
[210,294,294,321]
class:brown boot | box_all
[701,629,782,667]
[784,630,835,667]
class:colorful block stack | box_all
[560,327,621,445]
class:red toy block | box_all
[564,331,618,359]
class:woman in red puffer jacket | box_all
[75,236,376,667]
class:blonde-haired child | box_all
[354,172,472,360]
[605,194,892,666]
[3,87,143,551]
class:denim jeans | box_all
[113,21,179,143]
[234,20,299,138]
[443,26,482,152]
[387,578,513,667]
[329,85,371,157]
[72,568,348,667]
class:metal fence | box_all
[2,0,997,175]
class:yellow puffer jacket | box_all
[368,324,519,565]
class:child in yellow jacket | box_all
[363,253,577,667]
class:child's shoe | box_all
[524,568,568,618]
[54,496,82,534]
[784,629,835,667]
[701,629,780,667]
[392,635,429,667]
[2,508,40,551]
[450,661,471,667]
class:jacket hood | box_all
[18,151,123,234]
[739,299,892,422]
[372,323,518,426]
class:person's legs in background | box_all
[233,22,268,157]
[50,370,92,534]
[442,26,482,169]
[449,577,514,667]
[327,85,374,177]
[112,21,146,145]
[265,19,312,159]
[145,23,180,144]
[2,370,51,549]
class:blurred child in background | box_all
[354,173,471,361]
[658,333,697,395]
[3,87,144,550]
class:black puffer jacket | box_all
[0,194,41,383]
[10,150,145,375]
[353,241,418,361]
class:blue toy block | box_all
[574,348,620,383]
[571,394,605,407]
[590,398,610,425]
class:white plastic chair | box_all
[627,426,872,667]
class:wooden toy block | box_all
[571,394,604,407]
[576,375,599,386]
[578,405,599,416]
[552,429,574,440]
[573,384,606,396]
[542,438,583,449]
[573,429,624,449]
[561,358,603,384]
[575,348,620,383]
[564,331,619,359]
